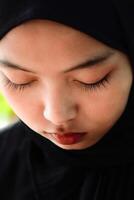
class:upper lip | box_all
[45,131,86,135]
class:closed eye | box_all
[3,78,34,91]
[75,73,111,92]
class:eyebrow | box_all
[0,51,114,73]
[0,60,34,73]
[63,51,114,73]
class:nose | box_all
[43,91,77,125]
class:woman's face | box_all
[0,20,133,150]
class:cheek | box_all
[82,87,129,129]
[0,90,41,121]
[3,94,46,131]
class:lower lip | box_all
[51,132,87,145]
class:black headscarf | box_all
[1,0,134,199]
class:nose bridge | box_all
[43,84,77,124]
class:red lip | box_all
[51,132,87,145]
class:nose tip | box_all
[43,105,77,125]
[43,89,78,125]
[43,109,76,125]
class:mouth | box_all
[43,131,87,145]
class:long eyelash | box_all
[4,79,32,91]
[77,74,111,92]
[4,74,110,93]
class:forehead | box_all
[0,20,113,74]
[0,19,111,50]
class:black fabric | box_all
[0,0,134,199]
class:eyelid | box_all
[3,78,34,92]
[72,64,113,83]
[1,71,34,83]
[76,73,111,93]
[75,71,110,85]
[0,69,37,80]
[6,77,35,85]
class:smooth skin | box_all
[0,20,133,150]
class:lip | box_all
[48,132,87,145]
